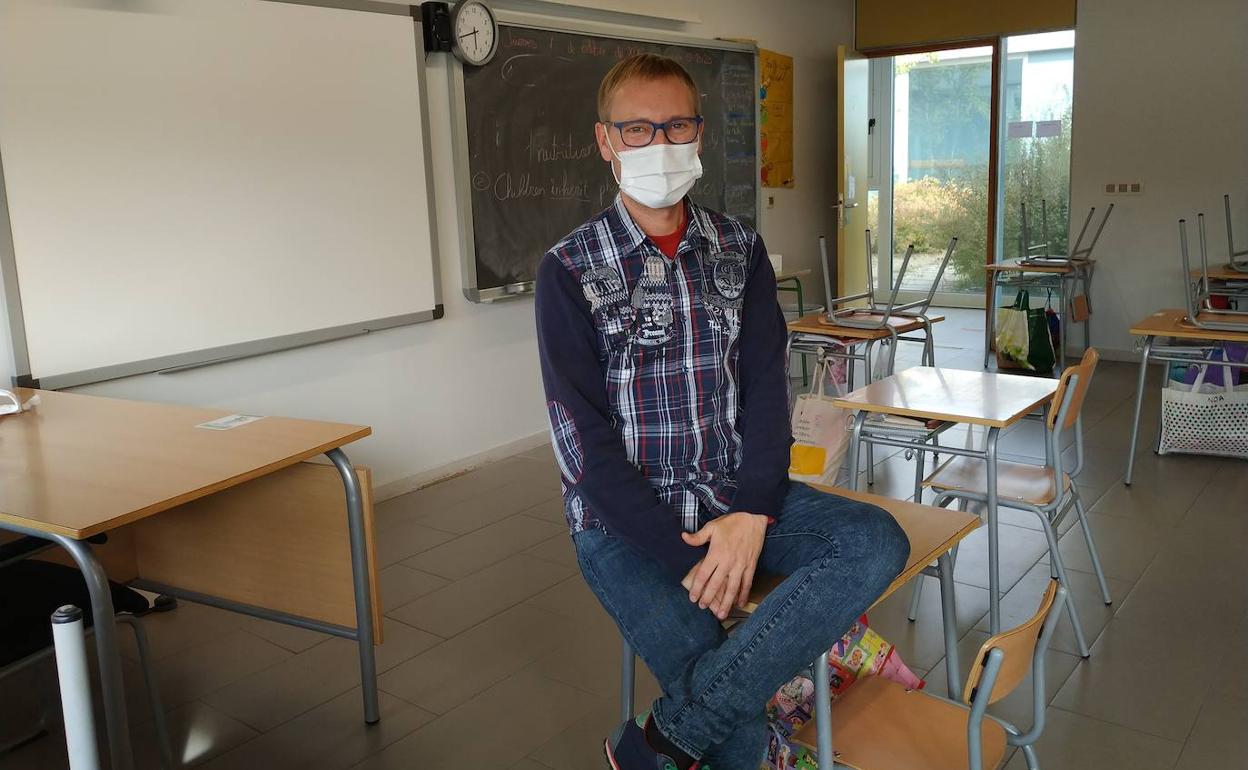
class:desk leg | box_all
[847,411,867,491]
[937,551,960,696]
[1125,336,1154,486]
[984,272,998,369]
[985,427,1002,635]
[51,533,135,770]
[326,448,381,725]
[812,650,834,769]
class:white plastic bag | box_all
[789,355,852,487]
[1158,360,1248,459]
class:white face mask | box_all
[605,131,703,210]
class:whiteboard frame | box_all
[450,11,761,303]
[0,0,444,390]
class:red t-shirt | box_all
[648,205,687,259]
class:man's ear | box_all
[595,122,614,163]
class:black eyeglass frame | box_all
[605,116,705,148]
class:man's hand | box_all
[679,512,768,620]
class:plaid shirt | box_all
[535,196,792,577]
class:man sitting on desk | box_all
[534,54,910,770]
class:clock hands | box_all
[459,29,479,41]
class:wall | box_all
[1069,0,1248,358]
[0,0,849,497]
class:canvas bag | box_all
[996,290,1055,372]
[1159,353,1248,459]
[789,354,851,488]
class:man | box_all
[534,54,910,770]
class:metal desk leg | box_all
[50,534,135,770]
[813,650,834,769]
[937,551,960,696]
[985,427,1002,634]
[620,640,635,721]
[984,272,998,369]
[847,411,868,491]
[326,448,381,725]
[1125,336,1154,486]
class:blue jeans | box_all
[573,481,910,770]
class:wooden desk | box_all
[786,312,947,395]
[1125,310,1248,484]
[834,368,1058,634]
[787,311,946,340]
[1191,264,1248,282]
[0,389,379,770]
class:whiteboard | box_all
[0,0,441,389]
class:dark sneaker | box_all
[603,712,700,770]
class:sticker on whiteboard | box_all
[196,414,264,431]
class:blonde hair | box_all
[597,53,701,122]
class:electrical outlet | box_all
[1130,182,1143,194]
[766,195,775,209]
[1104,183,1116,194]
[1117,183,1130,193]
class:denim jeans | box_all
[573,481,910,770]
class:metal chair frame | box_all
[1226,194,1248,272]
[1181,215,1248,331]
[0,613,173,770]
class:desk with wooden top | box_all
[786,311,947,390]
[834,368,1059,634]
[1191,263,1248,282]
[985,258,1094,370]
[0,389,381,770]
[1125,309,1248,484]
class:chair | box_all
[792,580,1067,770]
[1225,194,1248,272]
[1181,214,1248,331]
[918,348,1111,657]
[0,554,173,769]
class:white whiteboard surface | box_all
[0,0,440,388]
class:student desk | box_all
[1124,309,1248,484]
[834,367,1059,634]
[985,258,1093,370]
[0,389,380,770]
[786,311,946,391]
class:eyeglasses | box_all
[607,116,704,148]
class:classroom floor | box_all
[3,308,1246,770]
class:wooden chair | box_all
[792,580,1066,770]
[919,349,1111,657]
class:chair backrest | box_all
[1046,348,1099,431]
[961,580,1060,705]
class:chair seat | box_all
[922,455,1070,506]
[792,676,1008,770]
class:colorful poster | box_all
[760,48,794,188]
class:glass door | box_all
[996,31,1076,262]
[871,45,995,308]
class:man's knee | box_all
[855,500,911,584]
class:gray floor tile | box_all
[1001,707,1183,770]
[388,554,573,638]
[1174,693,1248,770]
[199,687,434,770]
[155,630,293,709]
[378,603,576,715]
[378,563,450,613]
[371,517,457,567]
[523,533,580,570]
[403,514,564,580]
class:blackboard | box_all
[456,24,758,301]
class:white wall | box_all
[0,0,849,497]
[1069,0,1248,358]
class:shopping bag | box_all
[761,615,925,770]
[1159,357,1248,459]
[1181,344,1247,388]
[789,356,851,488]
[995,290,1054,372]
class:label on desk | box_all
[196,414,265,431]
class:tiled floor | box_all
[3,308,1246,769]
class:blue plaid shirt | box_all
[535,196,792,578]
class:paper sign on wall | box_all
[1007,120,1035,139]
[1035,120,1062,138]
[759,48,794,188]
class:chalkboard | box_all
[455,24,758,301]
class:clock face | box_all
[452,1,497,66]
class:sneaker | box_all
[603,712,700,770]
